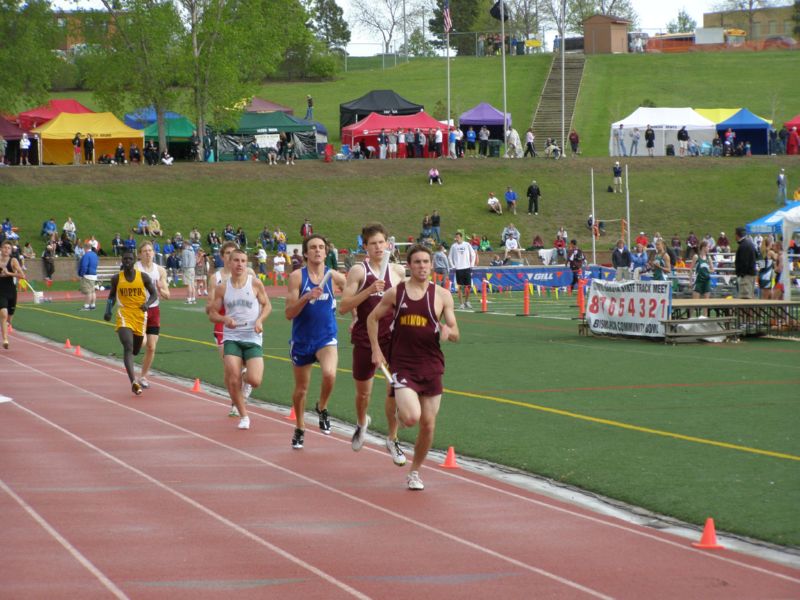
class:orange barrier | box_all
[481,281,488,313]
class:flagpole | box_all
[446,32,450,135]
[500,1,508,157]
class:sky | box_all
[338,0,722,55]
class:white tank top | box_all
[135,260,160,308]
[222,275,261,345]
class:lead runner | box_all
[367,244,459,490]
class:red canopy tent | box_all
[0,115,25,140]
[341,111,445,148]
[17,99,94,131]
[785,114,800,130]
[244,97,294,114]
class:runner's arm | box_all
[142,273,158,310]
[207,283,229,324]
[437,286,460,343]
[157,265,170,299]
[337,264,369,314]
[103,274,119,321]
[367,287,397,367]
[284,269,320,319]
[253,278,272,334]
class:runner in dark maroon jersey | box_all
[339,223,407,464]
[367,244,459,491]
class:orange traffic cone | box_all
[440,446,460,469]
[64,338,72,349]
[191,378,201,392]
[7,323,12,333]
[74,345,82,357]
[285,405,296,421]
[692,518,724,550]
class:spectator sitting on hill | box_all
[290,248,303,271]
[469,233,480,249]
[504,236,523,261]
[479,236,492,252]
[22,242,35,260]
[635,231,649,247]
[129,143,141,164]
[148,215,162,237]
[501,223,520,244]
[554,234,566,259]
[631,243,648,279]
[161,150,174,165]
[531,234,544,250]
[173,231,184,250]
[487,192,503,215]
[41,218,57,239]
[223,224,236,241]
[490,254,504,266]
[544,138,560,159]
[124,234,137,252]
[428,167,442,185]
[716,232,730,254]
[133,216,149,235]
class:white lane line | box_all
[11,336,800,584]
[0,477,129,599]
[4,352,611,599]
[0,395,13,403]
[5,398,371,600]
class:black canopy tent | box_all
[339,90,424,131]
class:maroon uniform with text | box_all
[388,281,444,379]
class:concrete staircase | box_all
[531,53,585,147]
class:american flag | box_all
[443,0,452,33]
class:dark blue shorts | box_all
[290,338,337,367]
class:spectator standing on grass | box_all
[42,241,56,281]
[777,168,787,205]
[524,128,536,157]
[735,226,757,299]
[433,243,449,286]
[300,218,313,239]
[448,232,476,309]
[631,243,648,279]
[72,132,82,165]
[478,125,490,157]
[612,161,623,193]
[305,95,313,120]
[256,246,268,275]
[677,126,689,157]
[569,128,580,156]
[645,125,655,157]
[181,243,197,304]
[84,134,94,164]
[526,180,541,215]
[629,128,640,156]
[77,243,98,311]
[614,124,626,157]
[612,239,632,281]
[430,210,441,242]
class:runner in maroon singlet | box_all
[368,244,459,491]
[339,223,407,463]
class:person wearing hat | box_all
[148,214,163,237]
[612,161,623,193]
[526,179,541,215]
[777,168,787,205]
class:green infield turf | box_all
[11,294,799,547]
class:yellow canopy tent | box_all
[32,112,144,164]
[695,108,773,125]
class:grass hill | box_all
[2,157,796,263]
[50,51,798,157]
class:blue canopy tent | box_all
[286,115,328,153]
[124,107,185,130]
[746,201,800,235]
[717,109,770,155]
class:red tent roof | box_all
[0,115,25,140]
[17,99,94,131]
[340,111,444,146]
[245,97,294,114]
[785,114,800,130]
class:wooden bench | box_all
[661,317,741,344]
[96,264,121,284]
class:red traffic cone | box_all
[74,345,82,357]
[64,338,72,349]
[440,446,460,469]
[692,518,724,550]
[191,378,201,392]
[285,405,296,421]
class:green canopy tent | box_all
[215,111,318,161]
[144,116,197,160]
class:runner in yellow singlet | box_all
[104,250,157,395]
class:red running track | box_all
[1,335,799,599]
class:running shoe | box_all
[241,381,252,400]
[132,382,143,396]
[139,377,150,389]
[351,415,371,451]
[458,303,465,310]
[465,301,473,309]
[407,470,424,490]
[315,402,331,435]
[237,416,250,430]
[2,340,8,350]
[228,405,240,418]
[386,438,407,466]
[291,428,305,449]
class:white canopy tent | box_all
[609,107,717,156]
[780,205,800,301]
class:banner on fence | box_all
[470,267,574,290]
[586,280,672,338]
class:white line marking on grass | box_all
[4,351,613,599]
[0,477,129,599]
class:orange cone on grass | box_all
[440,446,460,469]
[74,345,82,357]
[191,378,201,392]
[692,518,724,550]
[64,338,72,349]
